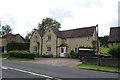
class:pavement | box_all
[25,58,82,68]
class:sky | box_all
[0,0,119,37]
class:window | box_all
[74,48,78,53]
[47,36,51,40]
[33,46,37,52]
[61,48,64,53]
[47,46,51,52]
[87,37,90,40]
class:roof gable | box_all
[108,27,120,42]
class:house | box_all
[108,27,120,47]
[0,33,25,53]
[30,25,98,57]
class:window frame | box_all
[47,46,51,52]
[47,36,52,40]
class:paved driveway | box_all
[27,58,82,68]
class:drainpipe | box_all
[56,37,58,57]
[41,38,43,55]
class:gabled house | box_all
[108,27,120,47]
[30,25,98,57]
[0,33,25,53]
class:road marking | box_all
[1,66,8,70]
[3,66,53,79]
[2,66,62,80]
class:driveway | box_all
[27,58,82,68]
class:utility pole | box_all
[96,24,99,54]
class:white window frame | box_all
[47,46,51,52]
[74,48,78,53]
[47,36,51,40]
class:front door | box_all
[60,47,66,57]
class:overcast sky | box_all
[0,0,119,37]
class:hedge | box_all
[108,45,120,59]
[7,41,30,52]
[8,50,36,59]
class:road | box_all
[1,59,119,80]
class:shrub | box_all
[70,50,78,58]
[8,50,36,59]
[7,41,30,52]
[108,45,120,59]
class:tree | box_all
[25,29,35,42]
[2,24,12,34]
[38,17,61,31]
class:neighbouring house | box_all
[108,27,120,47]
[0,33,25,53]
[30,25,98,57]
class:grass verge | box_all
[77,64,120,72]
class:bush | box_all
[7,41,30,52]
[108,45,120,59]
[70,50,78,58]
[8,50,36,59]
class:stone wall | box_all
[82,56,120,67]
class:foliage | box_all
[98,36,109,47]
[38,17,61,31]
[7,41,30,52]
[8,50,36,59]
[2,24,12,34]
[92,40,97,50]
[100,46,109,55]
[70,50,78,58]
[25,29,35,42]
[108,45,120,59]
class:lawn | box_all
[77,64,120,72]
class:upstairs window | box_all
[87,37,90,40]
[47,36,51,40]
[47,46,51,52]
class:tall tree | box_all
[38,17,61,31]
[25,29,35,42]
[2,24,12,34]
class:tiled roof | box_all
[36,29,44,37]
[108,27,120,42]
[37,25,96,38]
[1,33,25,42]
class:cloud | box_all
[75,0,103,8]
[0,0,119,37]
[49,7,74,23]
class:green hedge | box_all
[8,50,36,59]
[108,45,120,59]
[7,41,30,52]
